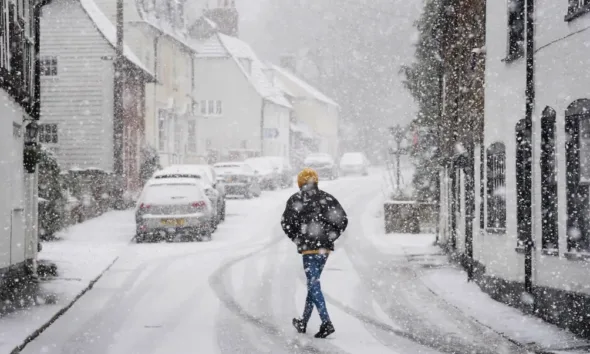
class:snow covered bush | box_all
[38,148,66,240]
[139,145,161,186]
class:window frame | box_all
[565,99,590,255]
[187,119,197,153]
[199,100,223,117]
[505,0,525,62]
[40,56,58,76]
[540,107,559,253]
[38,123,58,144]
[486,142,507,233]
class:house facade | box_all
[0,0,44,279]
[93,0,197,168]
[39,0,153,192]
[438,0,590,338]
[271,65,340,159]
[191,32,292,162]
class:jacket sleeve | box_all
[281,196,300,241]
[325,195,348,240]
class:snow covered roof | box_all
[271,65,338,107]
[194,33,292,109]
[79,0,155,81]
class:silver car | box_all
[152,165,224,226]
[135,178,215,242]
[214,162,261,198]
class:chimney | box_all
[280,54,296,73]
[203,0,239,37]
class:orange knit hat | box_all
[297,168,319,188]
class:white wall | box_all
[530,1,590,294]
[193,56,263,156]
[40,0,115,171]
[0,90,27,269]
[476,0,590,292]
[262,102,290,158]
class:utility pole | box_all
[113,0,124,177]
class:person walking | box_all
[281,168,348,338]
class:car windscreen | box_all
[154,173,201,180]
[341,153,364,164]
[215,164,251,174]
[245,159,273,172]
[143,184,205,205]
[304,155,332,164]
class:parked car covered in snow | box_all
[244,157,280,190]
[339,152,369,176]
[304,153,338,180]
[152,165,225,225]
[135,178,215,242]
[266,156,293,188]
[214,162,261,198]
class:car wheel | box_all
[200,227,212,242]
[244,190,253,199]
[135,233,145,243]
[220,202,226,221]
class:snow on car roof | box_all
[147,178,202,186]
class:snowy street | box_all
[5,172,584,354]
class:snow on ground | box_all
[0,210,135,353]
[361,192,590,353]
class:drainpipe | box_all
[113,0,124,177]
[524,0,536,295]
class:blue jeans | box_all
[302,254,331,324]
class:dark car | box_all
[303,153,338,180]
[214,162,261,199]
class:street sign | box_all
[263,128,279,139]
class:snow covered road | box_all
[16,173,587,354]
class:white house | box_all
[438,0,590,337]
[92,0,198,168]
[270,64,340,159]
[0,0,43,281]
[191,31,292,162]
[39,0,154,191]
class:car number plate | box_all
[161,218,185,227]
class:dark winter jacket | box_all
[281,184,348,253]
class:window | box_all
[158,109,167,151]
[516,119,532,247]
[486,142,506,231]
[540,108,558,252]
[40,56,58,76]
[565,99,590,254]
[566,0,590,20]
[200,100,207,115]
[39,123,58,143]
[507,0,525,60]
[207,100,215,115]
[187,120,197,153]
[199,100,223,116]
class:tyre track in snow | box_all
[208,235,344,354]
[339,195,530,354]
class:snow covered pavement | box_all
[3,173,589,353]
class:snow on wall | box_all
[40,0,116,171]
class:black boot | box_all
[314,321,335,338]
[292,318,307,334]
